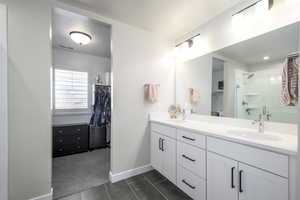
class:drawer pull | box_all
[77,137,81,140]
[182,136,195,141]
[59,139,63,143]
[58,130,63,134]
[77,146,81,149]
[182,154,196,162]
[182,179,195,189]
[77,129,81,131]
[59,148,63,152]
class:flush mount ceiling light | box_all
[69,31,92,45]
[263,56,270,60]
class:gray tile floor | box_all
[52,148,110,199]
[58,170,192,200]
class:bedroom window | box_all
[54,69,88,110]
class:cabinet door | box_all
[207,152,238,200]
[151,132,163,173]
[238,163,288,200]
[161,135,177,184]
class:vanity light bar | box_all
[232,0,273,16]
[175,33,200,48]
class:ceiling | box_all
[52,8,111,57]
[59,0,242,41]
[218,22,300,66]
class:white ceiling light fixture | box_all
[69,31,92,45]
[263,56,270,60]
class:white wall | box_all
[52,48,111,125]
[176,0,300,59]
[111,22,175,174]
[176,54,212,115]
[0,0,52,200]
[0,3,7,200]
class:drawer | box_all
[54,134,87,145]
[53,142,88,157]
[207,137,289,177]
[177,129,206,149]
[151,122,176,139]
[53,124,88,136]
[177,165,206,200]
[177,141,206,179]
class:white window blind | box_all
[54,69,88,109]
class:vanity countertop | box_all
[150,117,298,156]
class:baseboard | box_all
[29,188,53,200]
[109,164,153,183]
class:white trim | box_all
[0,3,8,200]
[109,164,153,183]
[28,188,53,200]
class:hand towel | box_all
[147,84,159,103]
[189,88,200,104]
[281,57,299,106]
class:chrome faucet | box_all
[182,109,187,120]
[252,114,264,133]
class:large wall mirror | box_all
[176,22,299,124]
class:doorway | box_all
[51,8,112,199]
[211,57,225,117]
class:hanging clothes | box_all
[281,56,299,106]
[90,85,111,127]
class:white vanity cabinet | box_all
[238,163,288,200]
[150,122,291,200]
[151,123,177,184]
[207,152,238,200]
[207,137,289,200]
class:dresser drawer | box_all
[151,122,176,139]
[53,143,88,157]
[54,134,86,145]
[177,129,206,149]
[207,137,289,177]
[177,165,206,200]
[53,124,88,136]
[177,141,206,179]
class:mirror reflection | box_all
[176,22,299,124]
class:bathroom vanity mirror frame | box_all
[175,22,300,124]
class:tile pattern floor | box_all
[53,148,110,199]
[58,170,192,200]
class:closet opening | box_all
[51,8,112,199]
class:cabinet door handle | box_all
[182,136,195,141]
[158,138,162,151]
[161,139,164,151]
[239,170,243,193]
[231,167,236,189]
[182,154,196,162]
[182,179,195,189]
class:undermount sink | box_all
[166,119,187,123]
[227,130,282,141]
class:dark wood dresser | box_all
[53,124,89,157]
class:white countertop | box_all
[150,117,298,156]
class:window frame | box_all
[52,67,90,114]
